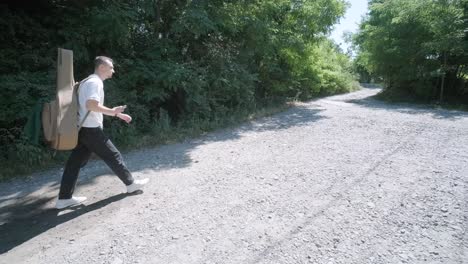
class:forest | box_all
[1,0,467,179]
[0,0,357,178]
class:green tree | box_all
[354,0,468,101]
[0,0,357,179]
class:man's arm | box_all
[86,99,132,123]
[86,99,126,116]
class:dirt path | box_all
[1,87,467,264]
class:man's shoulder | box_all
[81,75,103,89]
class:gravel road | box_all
[0,86,467,264]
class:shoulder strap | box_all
[76,76,94,130]
[75,76,94,95]
[78,111,91,130]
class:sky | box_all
[330,0,369,53]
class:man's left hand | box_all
[117,113,132,123]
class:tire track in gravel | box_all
[249,98,430,264]
[250,94,467,264]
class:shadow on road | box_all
[346,96,468,121]
[0,193,129,254]
[0,105,326,253]
[197,105,326,143]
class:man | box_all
[56,56,149,210]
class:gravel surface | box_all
[0,87,467,264]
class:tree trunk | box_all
[439,52,447,103]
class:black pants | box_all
[58,127,134,199]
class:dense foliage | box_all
[0,0,357,177]
[353,0,468,102]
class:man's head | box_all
[94,56,114,80]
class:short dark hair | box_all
[94,56,113,69]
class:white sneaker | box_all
[126,178,149,193]
[56,196,87,209]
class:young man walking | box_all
[56,56,148,209]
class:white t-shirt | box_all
[78,74,104,128]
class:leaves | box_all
[0,0,356,166]
[354,0,468,100]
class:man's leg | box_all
[81,127,134,185]
[58,141,92,199]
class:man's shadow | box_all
[0,193,131,254]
